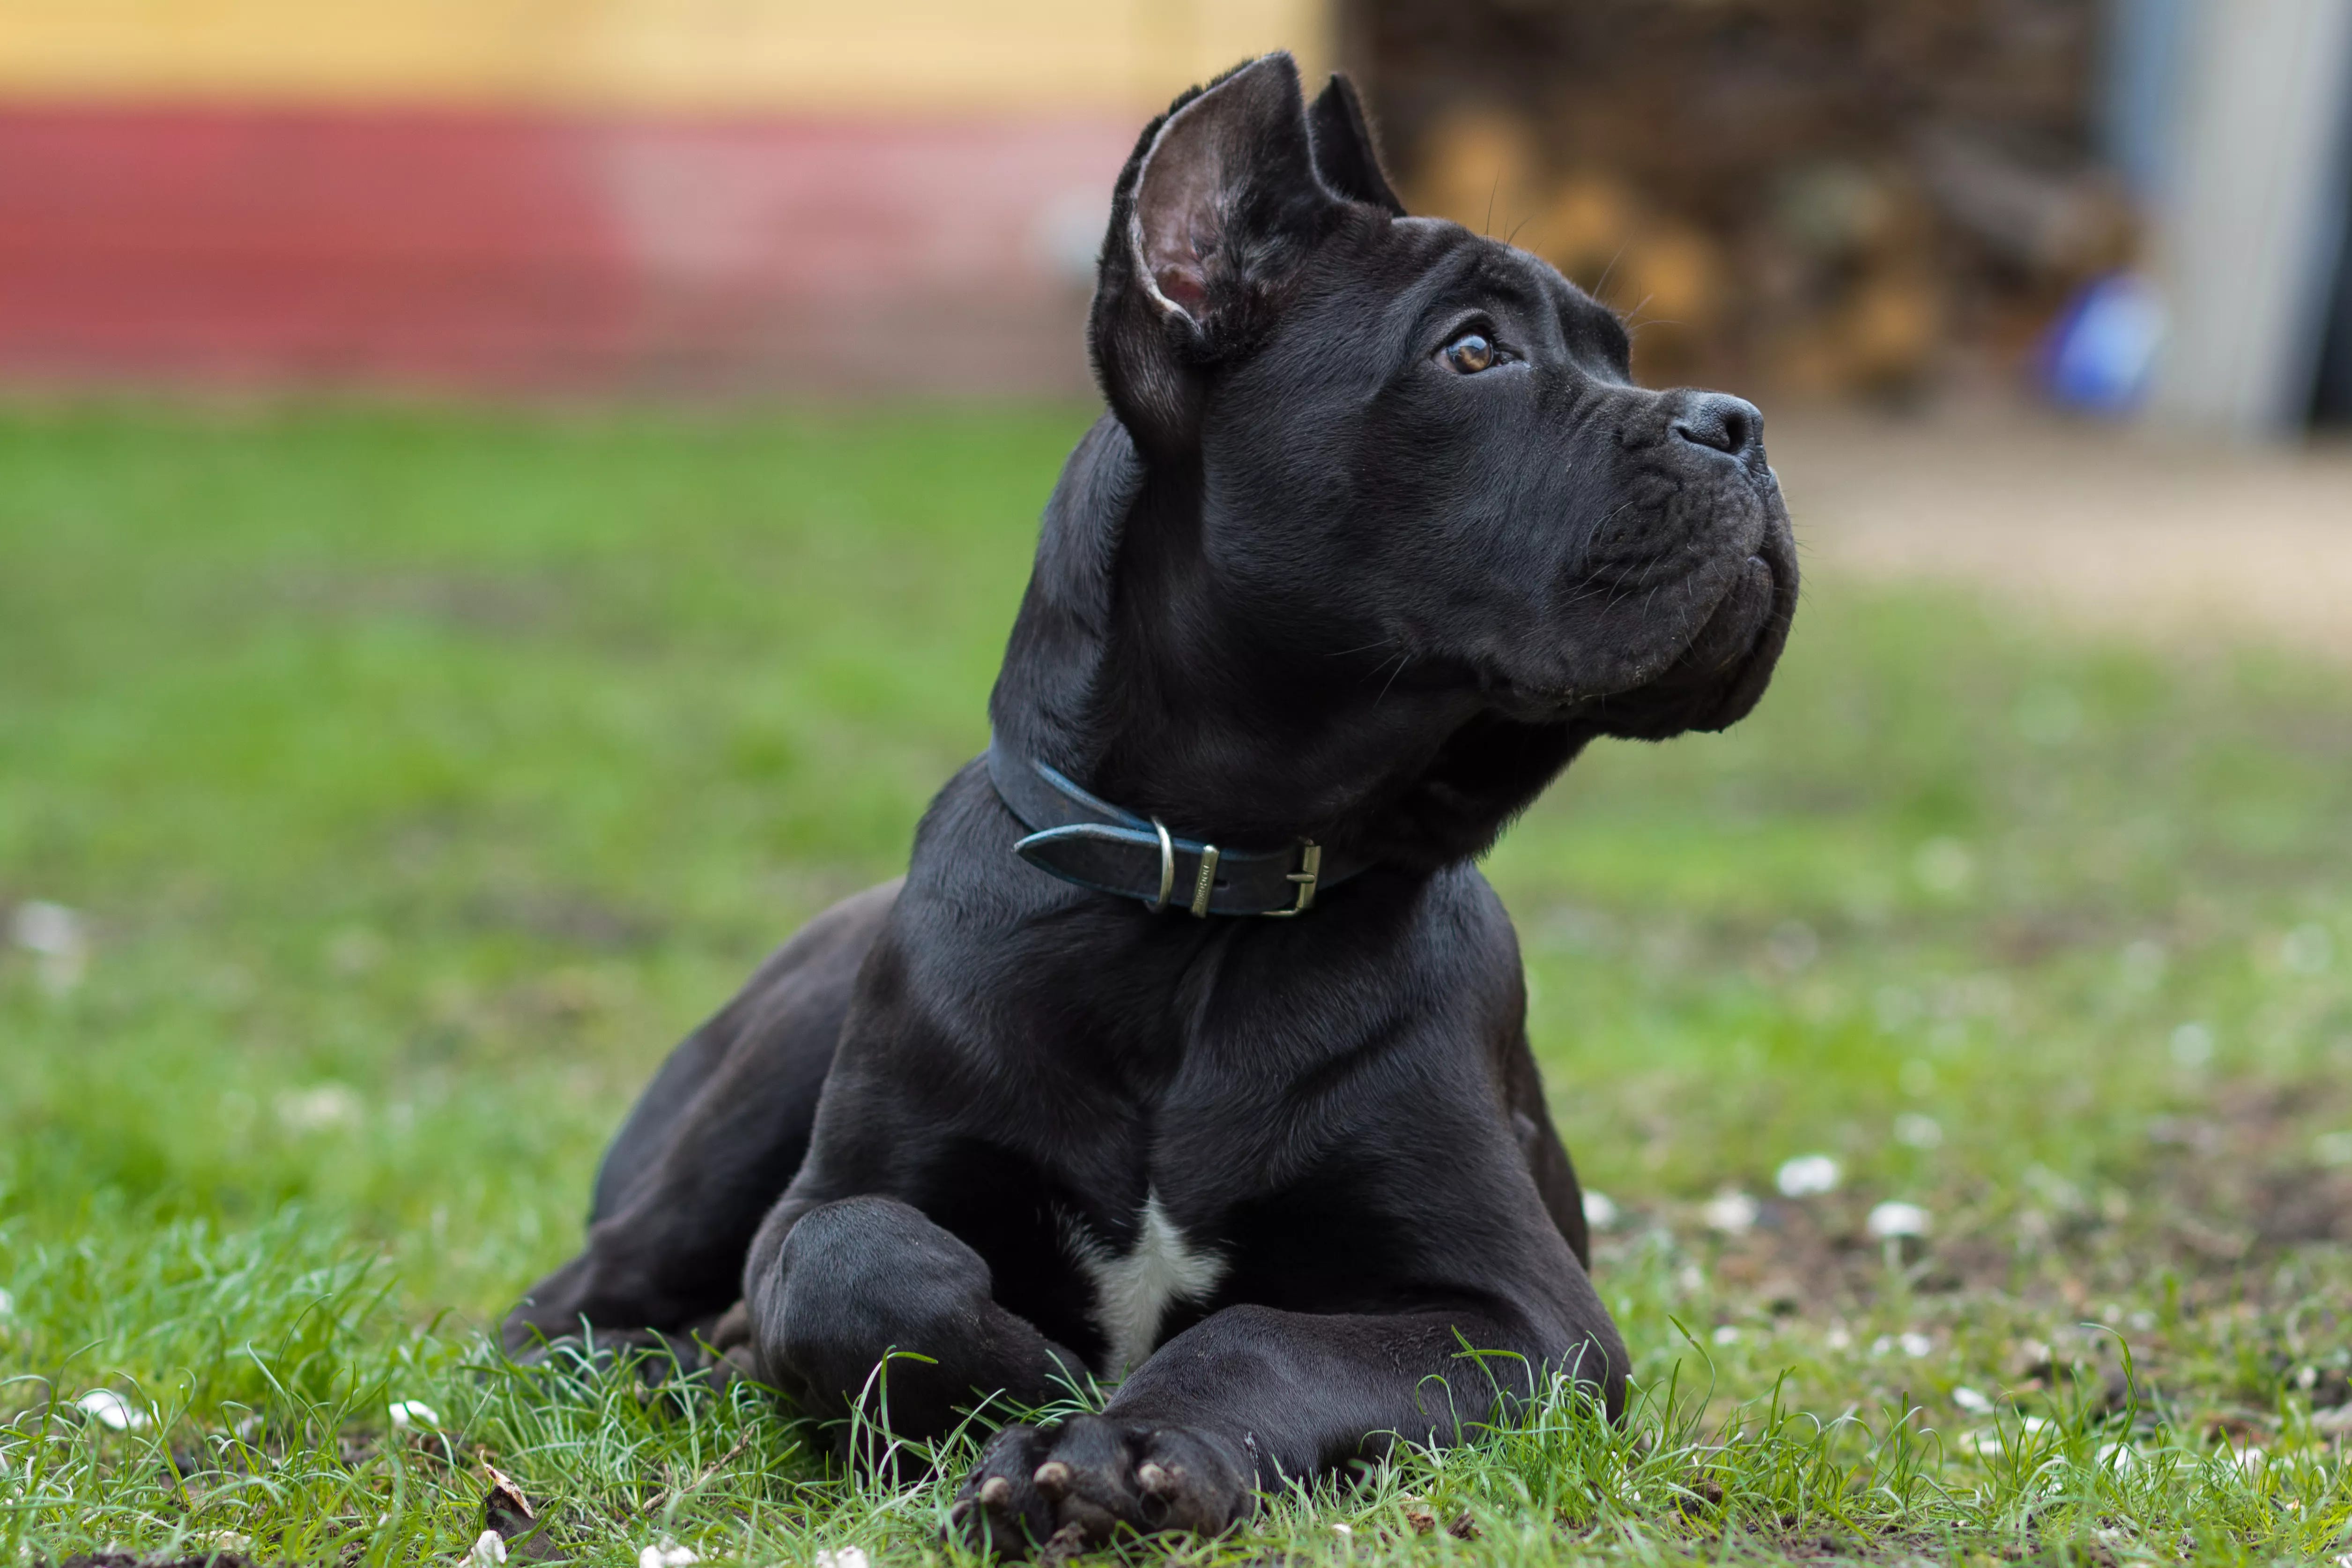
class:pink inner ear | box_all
[1155,263,1209,308]
[1136,114,1227,317]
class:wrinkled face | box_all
[1206,216,1795,739]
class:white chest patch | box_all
[1063,1191,1228,1375]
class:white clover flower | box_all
[75,1390,148,1431]
[1898,1331,1933,1358]
[1775,1154,1840,1197]
[1581,1190,1618,1229]
[813,1549,868,1568]
[1867,1201,1930,1240]
[9,901,80,955]
[1701,1189,1758,1234]
[640,1541,700,1568]
[11,900,88,993]
[1952,1386,1994,1415]
[388,1399,441,1429]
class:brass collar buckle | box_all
[1149,829,1316,918]
[1265,840,1321,918]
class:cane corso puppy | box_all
[505,52,1795,1555]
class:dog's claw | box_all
[1040,1522,1090,1564]
[1032,1459,1072,1497]
[978,1475,1014,1508]
[1136,1461,1172,1494]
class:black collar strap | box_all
[985,738,1368,917]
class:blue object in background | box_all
[2041,272,2168,415]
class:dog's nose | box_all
[1671,394,1763,458]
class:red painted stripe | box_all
[0,106,1135,393]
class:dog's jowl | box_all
[505,52,1796,1556]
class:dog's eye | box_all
[1441,332,1497,374]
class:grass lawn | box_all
[2,403,2349,1565]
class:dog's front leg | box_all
[952,1300,1624,1557]
[742,1194,1087,1458]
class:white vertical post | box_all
[2148,0,2352,437]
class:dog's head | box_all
[1002,54,1796,867]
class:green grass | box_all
[2,403,2348,1565]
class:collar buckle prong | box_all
[1265,840,1321,918]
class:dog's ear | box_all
[1090,53,1342,455]
[1307,74,1405,216]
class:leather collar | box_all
[985,738,1368,917]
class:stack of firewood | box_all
[1350,0,2133,397]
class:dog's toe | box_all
[950,1425,1056,1559]
[1127,1426,1251,1536]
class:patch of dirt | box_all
[1776,404,2352,661]
[1604,1076,2352,1336]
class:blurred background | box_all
[1,0,2348,430]
[4,9,2352,1554]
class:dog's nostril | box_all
[1672,394,1763,457]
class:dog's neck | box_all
[987,416,1592,876]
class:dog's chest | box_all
[1060,1191,1227,1375]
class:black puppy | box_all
[505,53,1795,1556]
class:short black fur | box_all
[505,53,1796,1557]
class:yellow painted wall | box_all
[0,0,1331,113]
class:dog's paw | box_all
[947,1416,1252,1559]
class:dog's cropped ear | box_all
[1307,74,1405,216]
[1091,53,1342,455]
